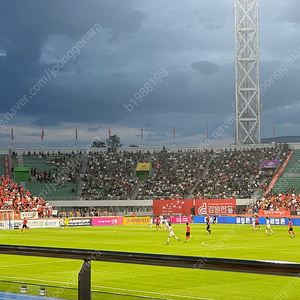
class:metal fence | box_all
[0,244,300,300]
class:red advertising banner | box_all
[259,209,290,217]
[262,151,293,197]
[153,199,193,215]
[3,156,10,178]
[195,199,236,215]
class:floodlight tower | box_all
[234,0,261,144]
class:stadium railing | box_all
[0,244,300,300]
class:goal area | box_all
[0,210,14,230]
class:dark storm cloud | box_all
[88,126,102,132]
[0,0,144,118]
[25,132,44,137]
[0,0,144,56]
[191,61,220,76]
[0,0,299,147]
[31,119,62,127]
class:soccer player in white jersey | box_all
[163,218,169,230]
[148,217,153,229]
[265,217,274,235]
[252,215,256,230]
[159,215,164,228]
[167,223,180,244]
[59,217,65,229]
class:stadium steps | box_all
[251,148,291,198]
[187,178,202,199]
[131,180,143,199]
[76,154,89,200]
[20,182,26,190]
[25,181,78,200]
[18,155,24,167]
[187,152,214,199]
[0,155,5,176]
[12,158,19,168]
[251,188,263,199]
[272,149,300,193]
[202,152,215,179]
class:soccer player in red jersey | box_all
[20,219,31,233]
[255,215,261,230]
[206,215,210,223]
[185,223,193,242]
[288,218,296,238]
[155,216,161,230]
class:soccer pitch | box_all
[0,223,299,300]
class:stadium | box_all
[1,0,300,300]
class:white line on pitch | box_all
[0,260,66,268]
[0,276,216,300]
[91,284,216,300]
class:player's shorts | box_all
[255,222,259,225]
[266,224,271,229]
[289,227,293,231]
[22,224,28,229]
[156,222,159,226]
[206,225,210,230]
[186,232,190,237]
[168,232,175,237]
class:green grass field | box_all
[0,223,300,300]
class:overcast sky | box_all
[0,0,300,148]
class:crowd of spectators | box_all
[80,150,149,200]
[6,144,293,201]
[248,192,300,214]
[0,176,52,216]
[136,149,212,199]
[193,145,290,199]
[24,151,83,186]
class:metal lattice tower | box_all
[234,0,261,144]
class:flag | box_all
[75,128,78,140]
[41,128,44,140]
[173,127,175,139]
[11,128,13,140]
[273,124,275,136]
[141,128,143,139]
[108,127,111,139]
[206,127,209,138]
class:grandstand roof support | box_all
[234,0,261,144]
